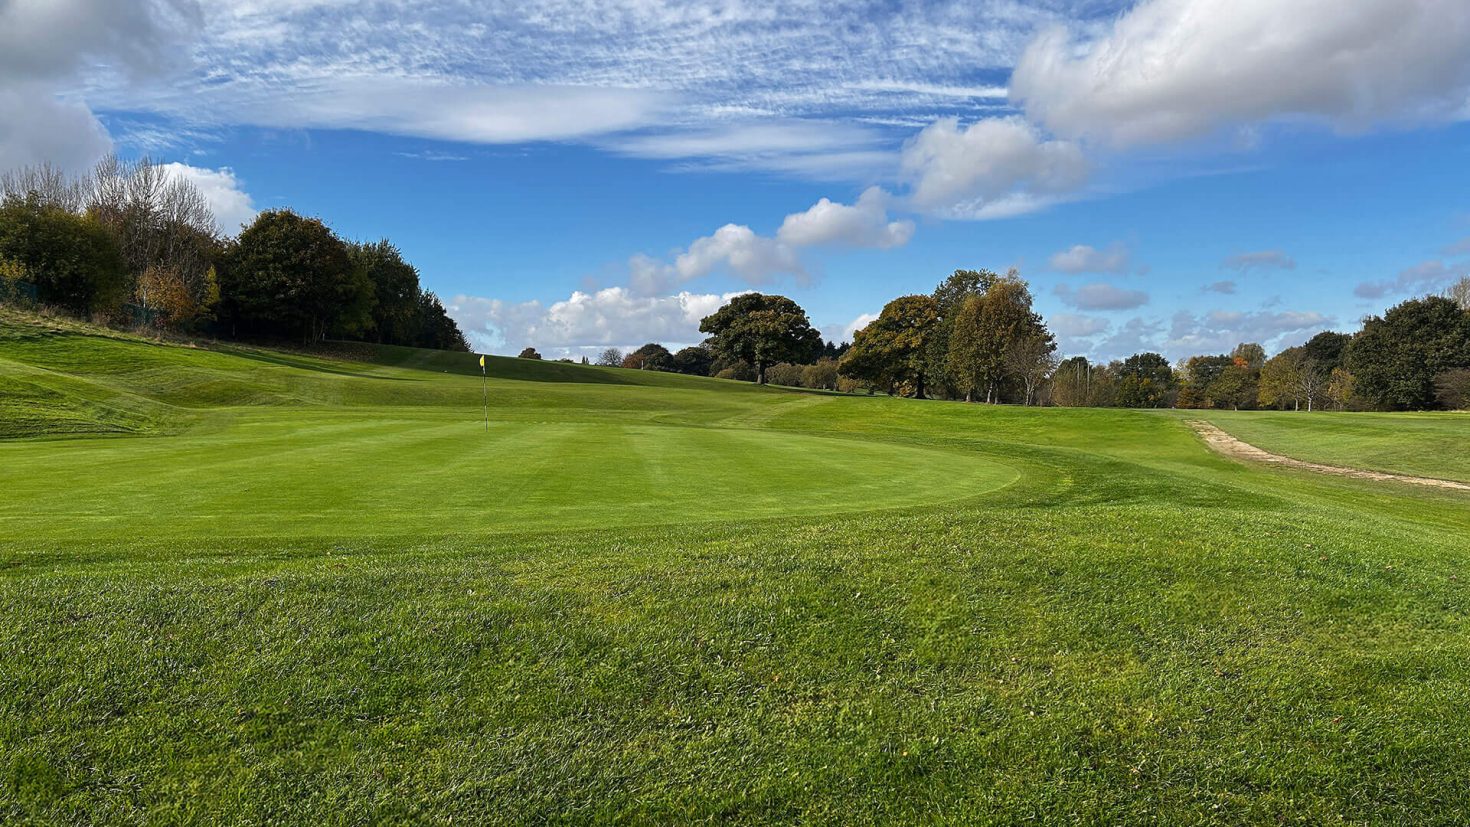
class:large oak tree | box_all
[699,293,823,384]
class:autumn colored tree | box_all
[1050,356,1100,407]
[1326,367,1356,410]
[946,275,1049,403]
[802,358,839,390]
[699,293,823,384]
[927,268,1001,395]
[623,343,673,370]
[837,294,939,398]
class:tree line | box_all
[569,269,1060,403]
[563,267,1470,412]
[1046,288,1470,412]
[0,159,467,351]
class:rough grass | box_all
[3,309,1469,824]
[1184,409,1470,483]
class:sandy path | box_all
[1186,420,1470,493]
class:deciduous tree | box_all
[1347,296,1470,409]
[0,195,126,314]
[623,343,673,370]
[837,294,939,398]
[699,293,823,384]
[671,346,713,376]
[1112,352,1174,408]
[946,274,1048,403]
[218,209,367,343]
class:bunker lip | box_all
[1186,419,1470,492]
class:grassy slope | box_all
[1184,408,1470,483]
[3,310,1470,824]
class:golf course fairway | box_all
[4,310,1470,824]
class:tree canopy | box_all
[1348,295,1470,410]
[837,294,939,398]
[699,293,823,384]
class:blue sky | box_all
[3,0,1469,359]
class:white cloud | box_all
[157,162,256,235]
[449,287,741,356]
[1049,243,1131,274]
[1054,282,1150,311]
[1354,259,1467,300]
[1011,0,1470,147]
[1050,312,1110,338]
[835,312,880,344]
[899,116,1088,218]
[0,0,203,173]
[1090,316,1166,361]
[676,224,804,285]
[1223,250,1296,271]
[628,188,914,294]
[0,85,112,173]
[1203,280,1237,295]
[775,187,914,249]
[1166,309,1333,356]
[165,78,672,145]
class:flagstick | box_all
[481,360,489,432]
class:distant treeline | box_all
[0,159,467,351]
[566,268,1470,412]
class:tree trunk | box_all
[914,371,926,400]
[756,359,767,384]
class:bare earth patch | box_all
[1186,420,1470,493]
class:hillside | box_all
[4,307,1470,823]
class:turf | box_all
[4,309,1470,824]
[1183,408,1470,483]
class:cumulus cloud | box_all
[1354,259,1467,300]
[1011,0,1470,147]
[1223,250,1296,271]
[1203,280,1237,295]
[775,187,914,249]
[1054,282,1150,311]
[449,287,740,356]
[677,224,805,285]
[0,85,112,172]
[157,162,256,235]
[840,312,879,342]
[0,0,203,172]
[1049,243,1131,274]
[899,116,1089,218]
[628,188,914,294]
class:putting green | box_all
[0,409,1016,542]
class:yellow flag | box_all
[478,355,485,369]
